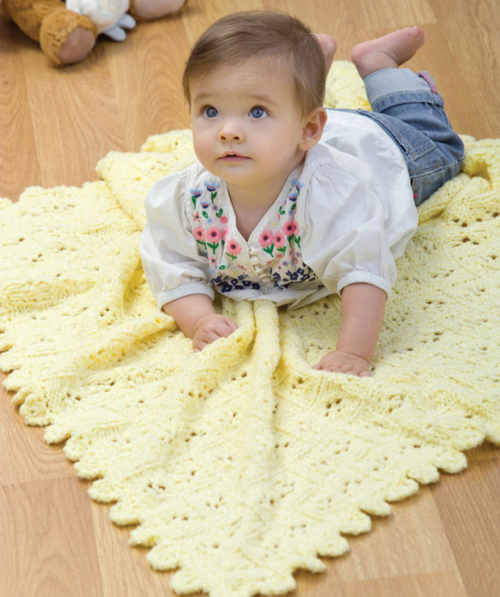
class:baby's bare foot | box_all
[351,26,425,79]
[315,33,337,72]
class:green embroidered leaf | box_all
[216,209,223,218]
[202,211,209,218]
[263,244,275,257]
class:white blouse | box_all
[139,110,418,309]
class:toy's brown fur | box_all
[1,0,186,66]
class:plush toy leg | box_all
[56,26,96,65]
[129,0,187,21]
[40,8,97,66]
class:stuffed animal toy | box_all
[1,0,187,66]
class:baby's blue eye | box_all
[249,106,268,119]
[204,107,219,118]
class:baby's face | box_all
[189,59,309,197]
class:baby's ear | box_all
[299,107,327,151]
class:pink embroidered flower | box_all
[220,215,228,224]
[193,227,205,241]
[193,211,201,222]
[274,231,285,248]
[226,239,242,256]
[206,227,222,242]
[209,256,217,267]
[282,220,299,236]
[258,229,274,247]
[222,226,229,240]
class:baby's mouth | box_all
[220,152,248,161]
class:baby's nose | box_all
[219,121,243,142]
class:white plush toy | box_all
[66,0,136,41]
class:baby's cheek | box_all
[193,133,213,168]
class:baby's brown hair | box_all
[182,10,327,116]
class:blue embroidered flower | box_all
[214,280,233,293]
[204,181,220,203]
[287,179,303,203]
[189,188,203,209]
[213,273,260,293]
[204,181,219,193]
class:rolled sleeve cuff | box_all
[337,271,393,297]
[156,282,215,310]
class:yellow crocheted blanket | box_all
[1,63,499,597]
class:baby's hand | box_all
[192,314,238,352]
[313,351,371,377]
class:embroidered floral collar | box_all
[187,169,317,295]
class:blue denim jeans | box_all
[343,69,464,206]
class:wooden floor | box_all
[1,0,499,596]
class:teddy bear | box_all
[1,0,187,66]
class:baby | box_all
[139,10,464,377]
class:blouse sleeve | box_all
[300,163,397,297]
[139,170,214,309]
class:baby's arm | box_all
[163,294,238,352]
[313,283,386,377]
